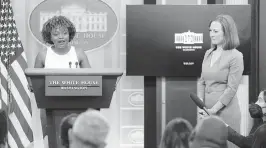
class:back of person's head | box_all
[159,118,193,148]
[249,103,263,118]
[60,113,78,148]
[68,109,110,148]
[0,110,7,147]
[189,116,228,148]
[252,124,266,148]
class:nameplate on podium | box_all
[45,76,102,96]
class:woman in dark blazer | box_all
[252,124,266,148]
[197,14,244,148]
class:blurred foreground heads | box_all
[60,113,78,148]
[189,116,228,148]
[68,109,110,148]
[160,118,193,148]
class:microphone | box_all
[189,93,210,115]
[75,62,79,68]
[69,62,72,68]
[189,93,229,127]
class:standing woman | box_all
[197,14,244,148]
[34,15,91,68]
[32,16,92,146]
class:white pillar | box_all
[226,0,250,137]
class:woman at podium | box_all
[197,14,244,148]
[34,15,91,68]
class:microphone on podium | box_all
[189,93,210,115]
[69,61,72,68]
[75,62,79,68]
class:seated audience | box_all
[227,90,266,148]
[159,118,193,148]
[189,116,228,148]
[68,109,110,148]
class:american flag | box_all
[0,0,34,147]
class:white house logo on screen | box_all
[175,30,203,44]
[29,0,118,51]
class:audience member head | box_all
[249,103,263,118]
[189,116,228,148]
[60,113,78,148]
[252,124,266,148]
[68,109,110,148]
[160,118,193,148]
[256,90,266,121]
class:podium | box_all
[25,68,123,148]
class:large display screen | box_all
[126,5,251,76]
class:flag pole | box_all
[6,47,12,147]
